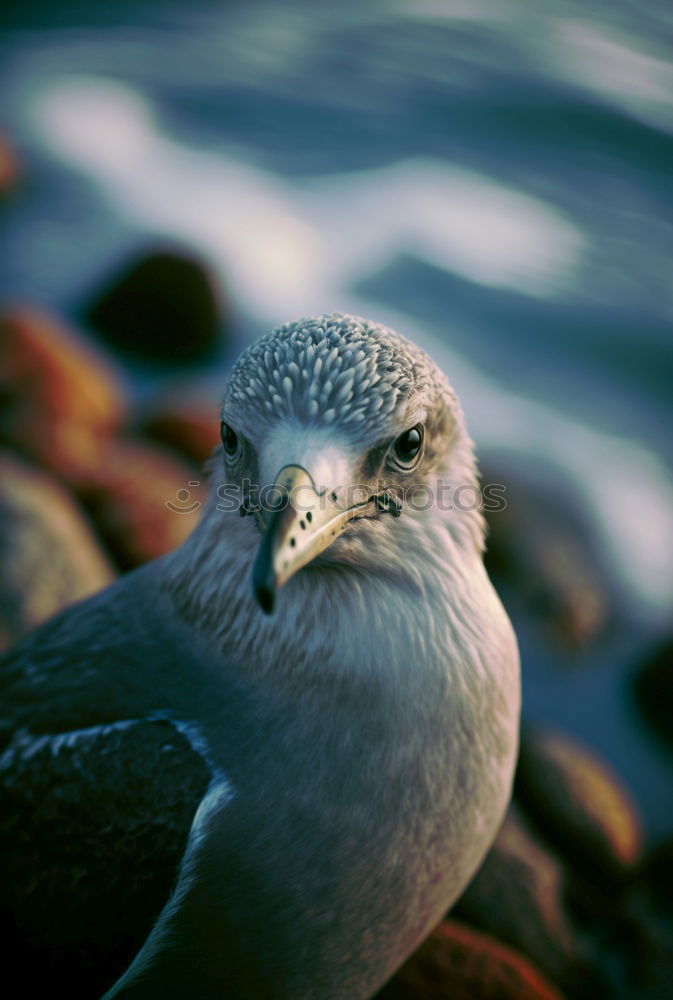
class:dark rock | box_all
[627,907,673,1000]
[76,438,207,570]
[517,728,642,883]
[0,451,115,652]
[643,836,673,917]
[454,808,609,999]
[82,248,224,365]
[0,304,126,480]
[376,919,567,1000]
[617,856,673,1000]
[482,459,611,647]
[634,637,673,749]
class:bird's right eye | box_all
[391,424,424,470]
[221,422,240,457]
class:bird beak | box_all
[252,464,385,614]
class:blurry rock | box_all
[0,305,126,479]
[627,907,673,1000]
[0,133,19,197]
[634,637,673,749]
[619,855,673,1000]
[517,728,642,883]
[0,451,115,652]
[454,808,608,999]
[376,919,566,1000]
[82,248,224,365]
[482,460,610,647]
[643,836,673,916]
[0,306,207,568]
[140,394,220,467]
[77,438,207,570]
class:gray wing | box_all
[0,569,214,998]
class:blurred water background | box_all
[1,0,672,845]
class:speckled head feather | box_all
[224,313,454,440]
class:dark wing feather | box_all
[0,716,211,998]
[0,567,215,998]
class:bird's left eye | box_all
[392,425,424,469]
[221,422,240,457]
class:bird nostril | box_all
[290,537,296,547]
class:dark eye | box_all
[221,422,240,457]
[392,425,424,469]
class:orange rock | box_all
[0,305,126,479]
[0,133,20,197]
[455,808,608,999]
[0,451,115,652]
[376,919,567,1000]
[77,438,207,569]
[517,728,642,881]
[141,397,221,467]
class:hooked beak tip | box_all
[252,535,277,613]
[254,582,275,615]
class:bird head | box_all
[214,314,484,614]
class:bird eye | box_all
[392,425,424,469]
[221,422,240,458]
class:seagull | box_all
[0,314,519,999]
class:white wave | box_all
[549,19,673,135]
